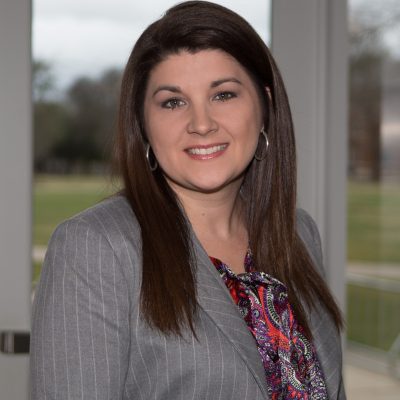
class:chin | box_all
[188,174,243,194]
[165,170,244,195]
[192,184,228,194]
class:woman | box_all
[30,1,345,399]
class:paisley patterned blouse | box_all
[209,250,328,400]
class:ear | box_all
[265,86,272,102]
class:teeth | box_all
[187,144,227,155]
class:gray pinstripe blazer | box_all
[30,195,346,399]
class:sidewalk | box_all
[344,345,400,399]
[33,246,46,262]
[348,262,400,280]
[344,362,400,399]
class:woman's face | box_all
[143,49,263,195]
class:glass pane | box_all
[346,0,400,397]
[31,1,271,286]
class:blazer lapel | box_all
[192,237,270,399]
[296,209,343,398]
[309,303,343,399]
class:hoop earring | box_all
[145,143,158,171]
[254,127,269,161]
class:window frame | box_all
[271,0,348,311]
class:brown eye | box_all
[162,98,185,109]
[214,91,237,101]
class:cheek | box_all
[144,105,182,150]
[236,118,262,162]
[230,107,262,144]
[147,130,169,159]
[245,133,261,163]
[144,109,168,150]
[145,122,179,168]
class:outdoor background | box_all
[31,0,400,395]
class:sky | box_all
[32,0,399,145]
[33,0,400,92]
[349,0,400,57]
[32,0,271,91]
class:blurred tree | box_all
[348,1,400,181]
[34,101,69,171]
[32,60,55,102]
[349,27,384,181]
[33,60,68,171]
[54,68,122,171]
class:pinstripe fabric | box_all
[30,196,345,399]
[296,209,346,400]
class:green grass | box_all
[346,181,400,351]
[32,175,400,351]
[347,284,400,351]
[32,261,43,286]
[32,174,118,283]
[347,181,400,263]
[34,176,400,261]
[33,174,117,246]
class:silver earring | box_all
[145,143,158,171]
[254,127,269,161]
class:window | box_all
[346,0,400,395]
[31,0,271,281]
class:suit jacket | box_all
[30,195,346,399]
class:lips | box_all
[185,143,228,160]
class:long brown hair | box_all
[114,0,343,336]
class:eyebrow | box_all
[210,77,242,88]
[152,77,242,97]
[152,85,182,97]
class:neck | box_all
[168,180,246,241]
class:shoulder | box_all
[47,195,143,277]
[296,210,345,398]
[70,194,139,233]
[296,208,319,244]
[296,208,325,277]
[53,194,140,244]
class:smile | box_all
[186,144,228,156]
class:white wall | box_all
[271,0,348,311]
[0,0,32,398]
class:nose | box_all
[187,103,218,136]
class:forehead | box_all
[147,49,253,86]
